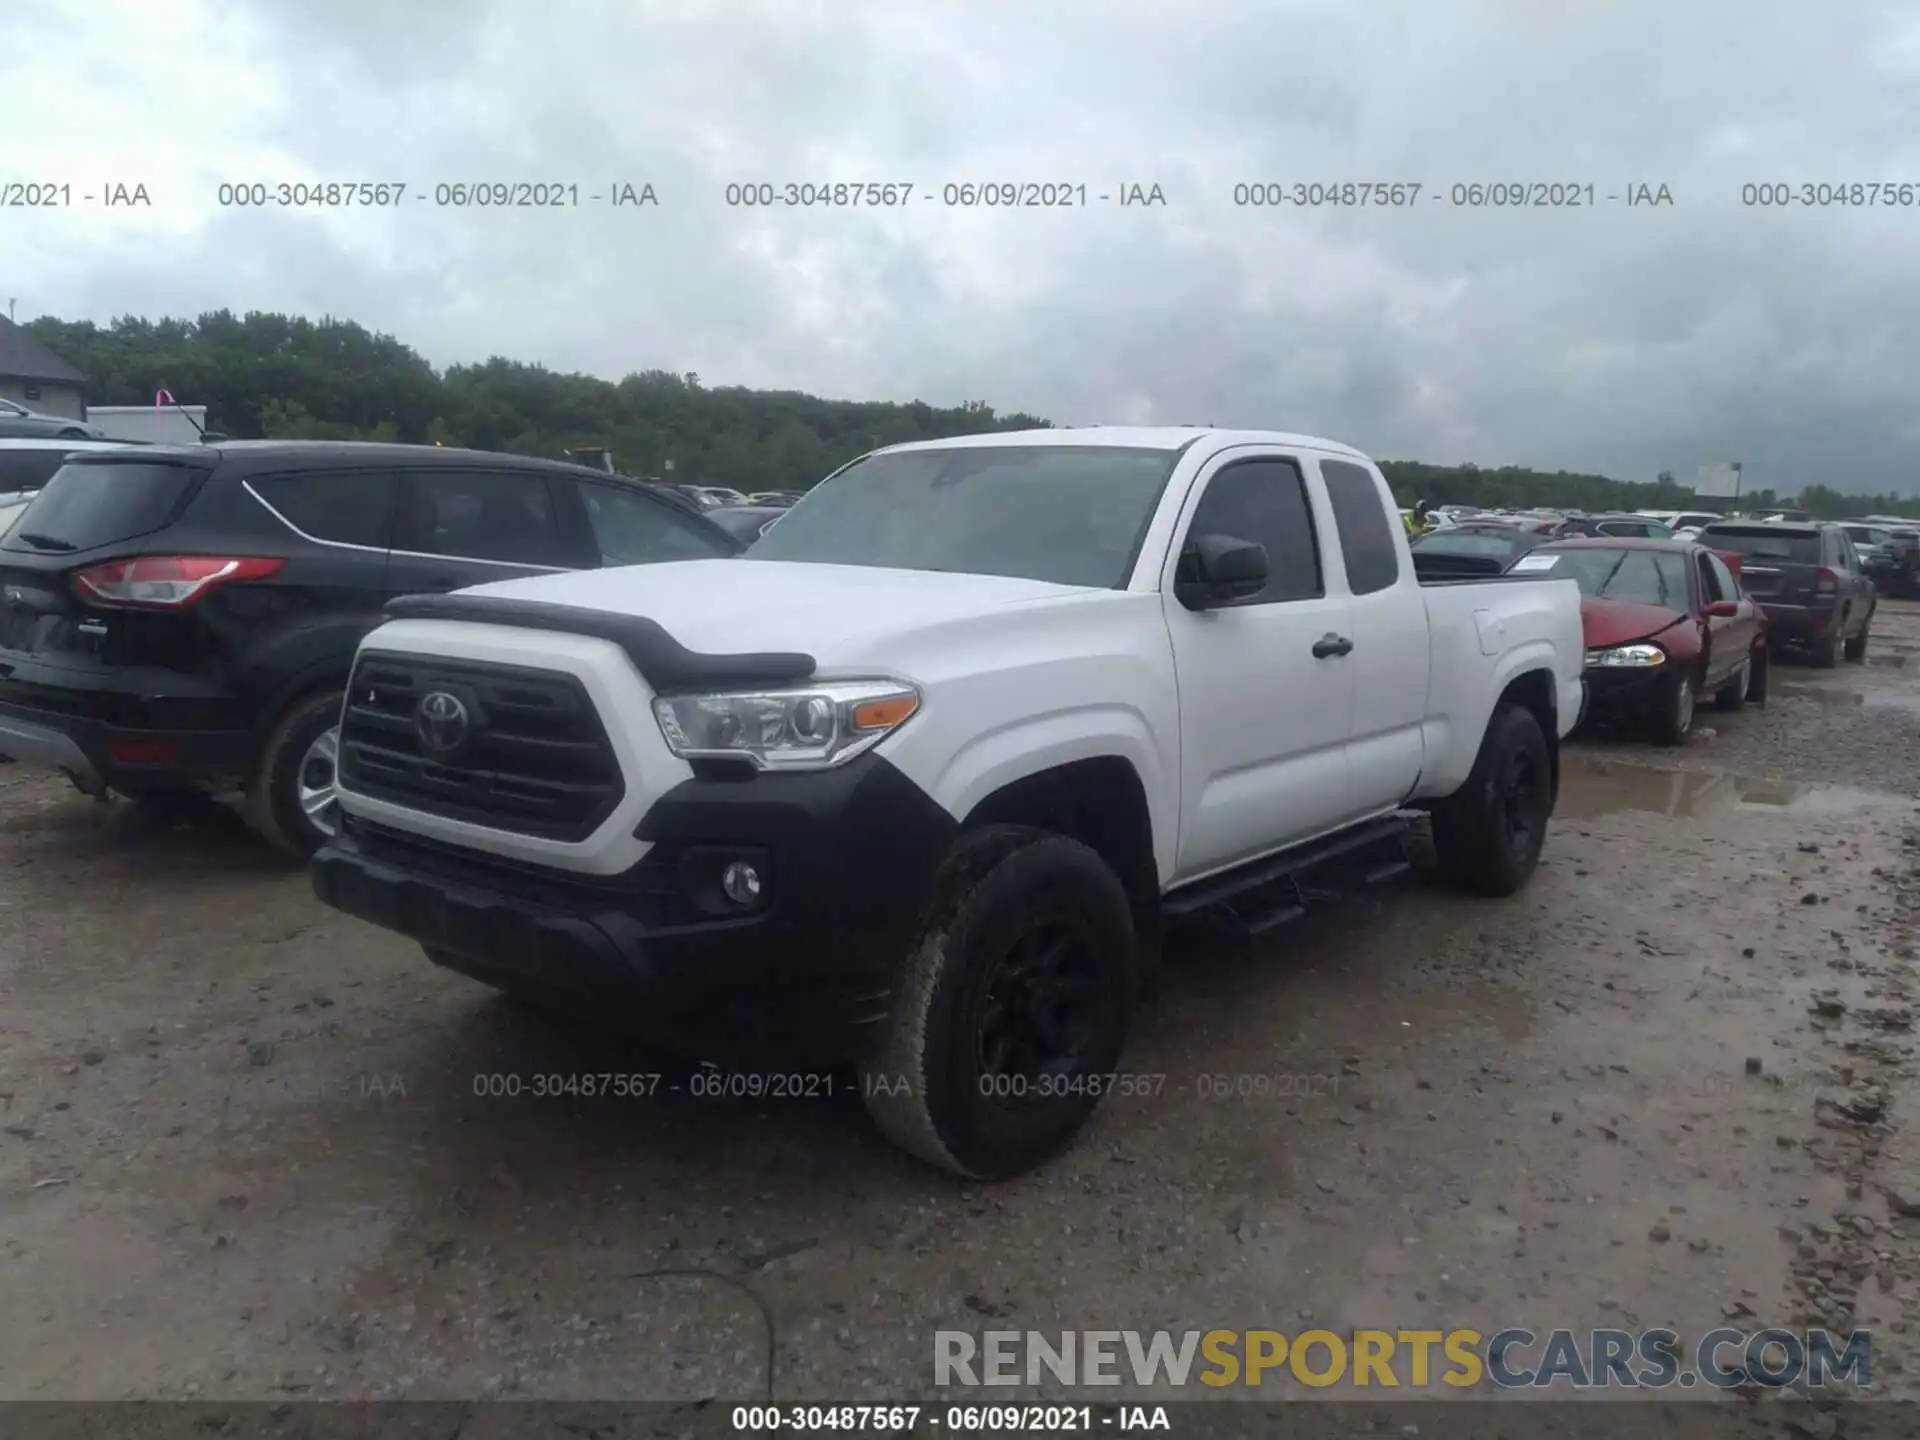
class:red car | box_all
[1517,538,1769,745]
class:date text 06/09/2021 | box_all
[721,182,1166,208]
[464,1070,1177,1101]
[728,1404,1171,1432]
[210,181,658,208]
[1228,181,1674,208]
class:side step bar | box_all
[1162,813,1416,931]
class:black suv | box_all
[1697,520,1876,666]
[0,441,741,854]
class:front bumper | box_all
[312,752,962,1064]
[1579,665,1669,722]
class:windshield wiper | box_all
[14,532,75,552]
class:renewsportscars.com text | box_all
[936,1327,1872,1390]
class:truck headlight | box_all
[1584,644,1666,668]
[652,680,921,770]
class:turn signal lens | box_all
[852,695,919,730]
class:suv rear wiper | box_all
[13,532,76,551]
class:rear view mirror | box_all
[1705,600,1740,618]
[1175,534,1268,610]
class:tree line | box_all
[25,310,1920,518]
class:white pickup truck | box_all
[312,427,1586,1178]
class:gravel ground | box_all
[7,603,1920,1430]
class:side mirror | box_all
[1705,600,1740,618]
[1175,534,1268,610]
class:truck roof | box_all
[875,426,1371,460]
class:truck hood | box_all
[1581,596,1688,649]
[452,558,1102,660]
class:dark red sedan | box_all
[1516,538,1769,744]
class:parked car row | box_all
[1410,515,1879,742]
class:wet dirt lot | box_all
[9,607,1920,1422]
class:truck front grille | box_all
[338,651,624,842]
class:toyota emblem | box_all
[415,690,470,753]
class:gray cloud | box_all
[7,0,1920,489]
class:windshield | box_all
[1702,527,1822,564]
[747,444,1182,587]
[1542,547,1692,608]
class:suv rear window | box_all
[1700,526,1822,565]
[0,460,201,553]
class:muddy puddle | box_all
[1557,753,1907,820]
[1774,681,1920,715]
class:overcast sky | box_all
[7,0,1920,489]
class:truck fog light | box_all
[721,861,763,906]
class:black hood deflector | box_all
[382,592,817,694]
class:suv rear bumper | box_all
[312,753,962,1065]
[1755,601,1841,646]
[0,699,252,791]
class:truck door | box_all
[1316,457,1429,813]
[1161,449,1355,882]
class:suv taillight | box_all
[71,555,285,609]
[1814,568,1838,594]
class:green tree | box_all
[26,309,1920,514]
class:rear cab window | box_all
[1318,459,1401,595]
[0,457,205,553]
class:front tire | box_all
[1651,672,1696,746]
[1429,702,1553,898]
[860,826,1137,1180]
[246,691,344,858]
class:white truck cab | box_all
[313,427,1586,1177]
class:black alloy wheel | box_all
[974,917,1110,1110]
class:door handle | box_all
[1312,633,1354,659]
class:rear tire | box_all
[1429,702,1553,898]
[860,826,1137,1180]
[1650,671,1696,747]
[246,690,345,858]
[1845,608,1872,663]
[1713,658,1750,712]
[1813,622,1843,668]
[1745,647,1769,705]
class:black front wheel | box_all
[860,826,1137,1179]
[1430,702,1553,898]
